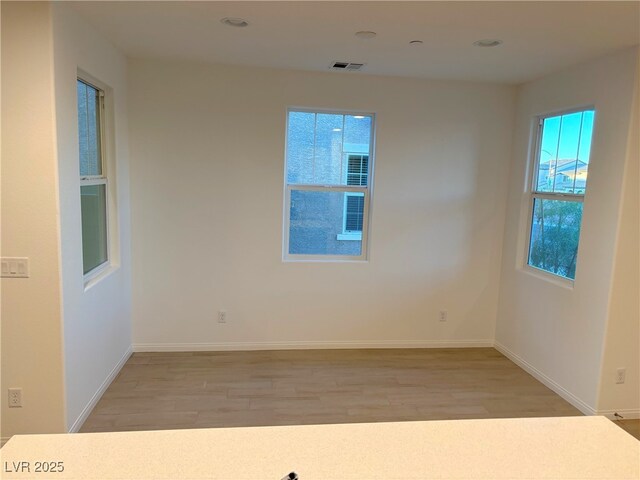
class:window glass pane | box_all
[81,184,108,274]
[286,111,315,184]
[575,110,594,193]
[553,112,582,193]
[343,115,371,154]
[77,79,102,176]
[286,111,373,186]
[314,114,344,185]
[77,82,89,173]
[536,110,594,194]
[289,190,362,256]
[528,198,583,280]
[537,115,561,192]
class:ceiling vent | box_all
[330,61,366,71]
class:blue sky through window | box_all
[540,110,594,164]
[537,109,594,194]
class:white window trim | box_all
[282,108,375,262]
[78,72,118,287]
[522,107,595,285]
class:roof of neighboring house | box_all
[539,158,588,173]
[554,160,588,175]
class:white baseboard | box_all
[493,341,597,416]
[68,346,132,433]
[597,409,640,420]
[133,339,494,352]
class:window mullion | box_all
[531,119,543,192]
[98,91,106,177]
[551,115,564,193]
[85,82,91,174]
[571,112,585,193]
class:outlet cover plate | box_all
[1,258,29,278]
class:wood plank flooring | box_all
[80,348,588,433]
[614,419,640,440]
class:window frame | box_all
[524,106,595,284]
[283,108,376,262]
[78,75,111,282]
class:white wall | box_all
[597,53,639,415]
[128,59,515,350]
[495,47,639,413]
[51,3,132,431]
[1,2,67,440]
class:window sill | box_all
[520,265,575,290]
[283,255,367,263]
[84,263,119,291]
[336,233,362,241]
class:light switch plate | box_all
[1,258,29,278]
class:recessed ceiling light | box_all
[473,39,502,48]
[332,128,342,132]
[409,40,423,45]
[353,115,366,119]
[355,31,377,39]
[221,17,249,28]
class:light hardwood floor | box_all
[615,419,640,440]
[80,348,591,433]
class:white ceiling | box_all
[68,1,640,84]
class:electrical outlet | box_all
[439,310,448,322]
[8,388,22,408]
[218,310,227,324]
[616,368,626,384]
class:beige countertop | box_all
[1,416,638,479]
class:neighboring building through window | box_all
[284,110,374,260]
[341,154,368,240]
[527,108,595,280]
[77,78,109,277]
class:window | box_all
[340,154,368,240]
[77,78,109,277]
[284,110,375,260]
[344,193,365,232]
[527,108,595,280]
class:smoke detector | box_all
[329,61,366,71]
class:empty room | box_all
[1,1,639,478]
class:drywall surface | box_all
[128,59,515,349]
[51,3,132,431]
[1,2,67,439]
[597,53,639,415]
[495,47,639,412]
